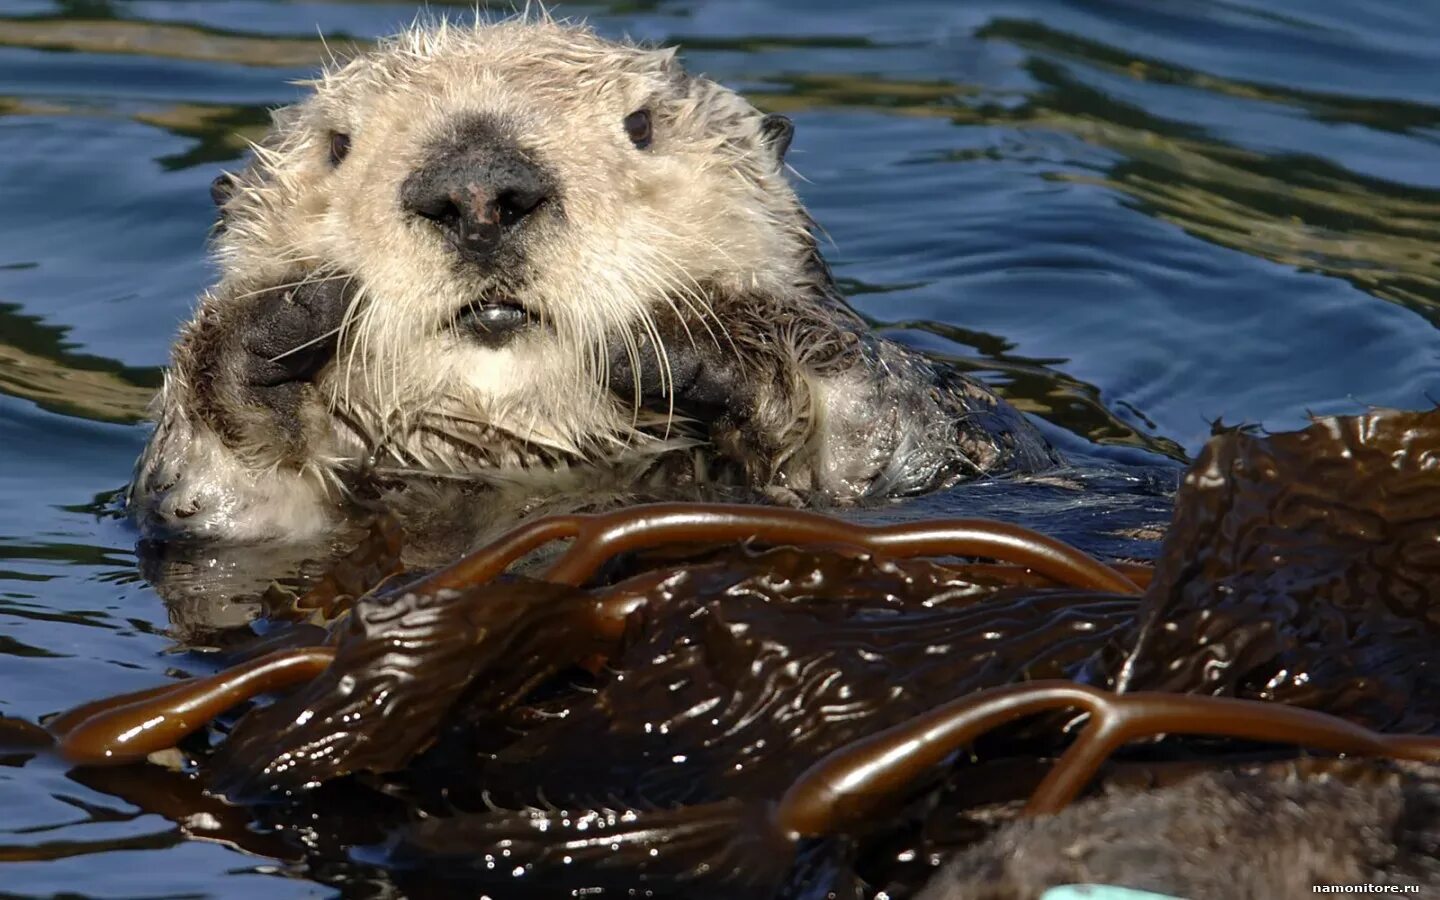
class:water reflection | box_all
[0,303,157,423]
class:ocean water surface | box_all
[1,0,1438,895]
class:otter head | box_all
[133,17,819,539]
[227,17,813,440]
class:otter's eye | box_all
[623,109,652,149]
[328,132,351,166]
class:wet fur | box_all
[920,763,1440,899]
[130,14,1055,540]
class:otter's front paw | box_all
[606,323,762,432]
[131,405,341,540]
[129,276,357,539]
[231,277,352,390]
[185,276,354,454]
[606,321,805,486]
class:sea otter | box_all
[129,16,1057,542]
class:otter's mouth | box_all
[452,297,535,347]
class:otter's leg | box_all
[608,298,1058,501]
[129,276,355,539]
[605,309,772,468]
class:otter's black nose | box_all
[401,122,554,264]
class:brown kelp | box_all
[24,407,1440,897]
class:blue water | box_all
[1,0,1438,895]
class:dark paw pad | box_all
[606,323,753,422]
[238,276,355,388]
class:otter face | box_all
[209,18,808,473]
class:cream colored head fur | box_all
[224,15,807,461]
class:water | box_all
[1,0,1438,895]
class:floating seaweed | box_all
[18,408,1440,897]
[1120,410,1440,733]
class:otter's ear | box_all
[210,172,237,208]
[759,114,794,166]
